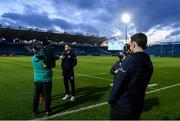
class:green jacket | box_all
[32,53,52,82]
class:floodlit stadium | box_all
[0,0,180,120]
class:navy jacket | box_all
[61,50,77,71]
[109,52,153,111]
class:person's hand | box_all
[114,70,118,74]
[60,55,63,59]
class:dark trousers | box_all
[110,105,142,120]
[33,81,52,113]
[62,70,75,96]
[40,86,45,97]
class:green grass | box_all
[0,56,180,120]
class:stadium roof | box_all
[0,26,107,45]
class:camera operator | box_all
[108,33,153,120]
[32,38,57,117]
[32,46,45,104]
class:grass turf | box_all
[0,56,179,120]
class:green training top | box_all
[32,52,52,82]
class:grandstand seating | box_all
[75,46,110,55]
[146,43,180,57]
[0,43,30,55]
[1,43,180,57]
[146,45,161,56]
[52,45,111,56]
[1,26,179,57]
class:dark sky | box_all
[0,0,180,44]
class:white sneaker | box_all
[70,96,75,102]
[62,94,70,100]
[110,83,113,86]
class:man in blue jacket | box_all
[108,33,153,120]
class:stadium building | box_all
[1,26,180,57]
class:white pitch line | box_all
[146,83,180,94]
[5,61,111,81]
[75,72,111,81]
[148,83,158,87]
[38,102,108,120]
[88,73,109,76]
[36,83,180,120]
[6,63,111,80]
[53,73,110,81]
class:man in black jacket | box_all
[110,52,124,86]
[61,44,77,101]
[108,33,153,120]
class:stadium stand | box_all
[146,43,180,57]
[1,26,180,57]
[1,39,180,57]
[0,43,30,56]
[146,45,161,57]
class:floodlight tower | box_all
[121,13,130,44]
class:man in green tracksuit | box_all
[32,42,53,116]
